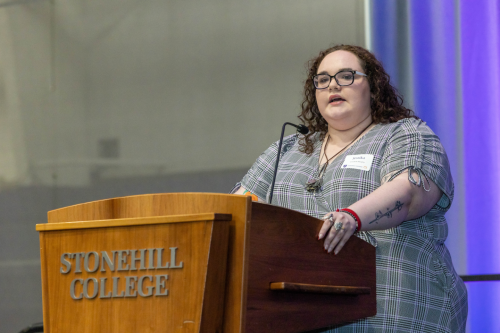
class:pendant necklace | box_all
[305,121,374,192]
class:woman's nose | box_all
[329,78,341,90]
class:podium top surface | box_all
[36,212,232,231]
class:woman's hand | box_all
[318,211,357,255]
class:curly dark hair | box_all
[298,44,418,154]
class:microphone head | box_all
[297,124,309,135]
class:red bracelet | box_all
[339,208,361,231]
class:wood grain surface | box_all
[40,193,376,333]
[37,213,232,231]
[40,216,229,333]
[245,202,376,333]
[42,193,252,333]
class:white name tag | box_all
[341,154,374,171]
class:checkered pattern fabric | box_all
[235,118,467,332]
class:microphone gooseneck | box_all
[268,122,309,204]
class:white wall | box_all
[0,0,366,186]
[0,9,29,186]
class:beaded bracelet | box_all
[339,208,362,232]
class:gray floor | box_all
[0,168,246,333]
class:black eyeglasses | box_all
[313,70,367,89]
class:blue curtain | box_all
[371,0,500,331]
[460,1,500,332]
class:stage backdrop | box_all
[370,0,500,332]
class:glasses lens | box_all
[336,71,354,86]
[314,74,331,89]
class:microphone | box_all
[295,124,309,135]
[268,122,309,204]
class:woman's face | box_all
[315,50,371,130]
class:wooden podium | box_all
[37,193,376,333]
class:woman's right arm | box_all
[233,187,246,195]
[233,186,262,202]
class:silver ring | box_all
[334,221,343,231]
[328,214,334,222]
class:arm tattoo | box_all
[368,201,404,224]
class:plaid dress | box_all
[235,118,468,333]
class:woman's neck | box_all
[326,115,374,146]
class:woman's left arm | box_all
[319,169,443,254]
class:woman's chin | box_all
[323,110,371,127]
[322,112,352,125]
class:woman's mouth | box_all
[329,96,345,105]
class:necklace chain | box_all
[305,121,374,192]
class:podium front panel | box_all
[38,215,229,333]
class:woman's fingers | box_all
[328,229,351,255]
[319,212,355,254]
[325,226,343,252]
[318,213,334,239]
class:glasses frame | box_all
[313,70,367,89]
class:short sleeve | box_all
[236,134,298,202]
[380,118,454,210]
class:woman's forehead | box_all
[318,50,363,73]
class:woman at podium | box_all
[233,45,467,332]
